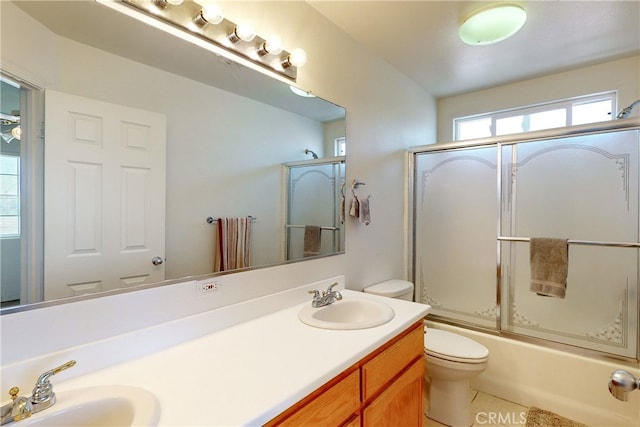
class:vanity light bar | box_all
[120,0,302,80]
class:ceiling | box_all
[11,1,640,103]
[308,1,640,98]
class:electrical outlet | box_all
[197,279,221,295]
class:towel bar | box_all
[286,224,339,231]
[498,236,640,248]
[207,216,256,224]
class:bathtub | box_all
[426,321,640,427]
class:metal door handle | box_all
[152,256,164,265]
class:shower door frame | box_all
[408,118,640,363]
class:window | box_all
[0,154,20,238]
[454,92,616,141]
[334,136,346,156]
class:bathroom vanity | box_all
[266,321,424,426]
[1,279,430,426]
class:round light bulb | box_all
[288,48,307,67]
[459,4,526,45]
[201,4,223,24]
[264,34,284,55]
[235,21,256,42]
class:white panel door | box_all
[44,90,166,300]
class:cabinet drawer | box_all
[267,369,360,426]
[361,323,423,401]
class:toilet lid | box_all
[424,329,489,362]
[363,280,413,298]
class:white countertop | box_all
[27,287,430,426]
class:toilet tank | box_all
[363,279,414,301]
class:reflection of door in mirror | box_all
[285,158,346,261]
[0,73,43,308]
[44,90,167,300]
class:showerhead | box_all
[304,149,318,159]
[616,99,640,119]
[608,369,640,401]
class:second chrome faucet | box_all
[309,282,342,308]
[1,360,76,425]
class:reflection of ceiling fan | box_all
[1,111,21,144]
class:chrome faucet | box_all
[1,360,76,425]
[0,388,32,424]
[308,282,342,307]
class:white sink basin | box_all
[298,298,395,330]
[20,385,159,427]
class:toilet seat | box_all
[424,328,489,363]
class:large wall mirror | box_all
[0,1,346,313]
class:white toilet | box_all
[424,328,489,427]
[364,280,489,427]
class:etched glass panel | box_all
[414,146,498,328]
[500,129,639,358]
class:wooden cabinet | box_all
[362,358,424,426]
[343,415,361,427]
[266,321,424,427]
[361,322,424,401]
[267,369,360,427]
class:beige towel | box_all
[358,196,371,225]
[303,225,321,257]
[529,238,568,298]
[349,196,359,217]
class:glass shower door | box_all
[414,146,498,328]
[285,159,345,261]
[499,129,639,358]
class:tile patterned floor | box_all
[424,389,529,427]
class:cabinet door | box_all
[362,358,425,427]
[342,415,360,427]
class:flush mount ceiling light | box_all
[111,0,306,80]
[459,3,527,46]
[289,85,315,98]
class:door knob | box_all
[151,256,164,265]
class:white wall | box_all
[254,1,438,289]
[437,55,640,142]
[0,0,435,367]
[323,119,346,156]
